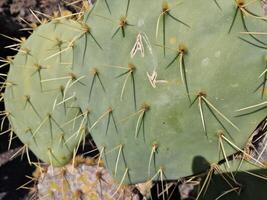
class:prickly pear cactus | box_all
[33,156,140,200]
[3,19,88,166]
[71,0,267,186]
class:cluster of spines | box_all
[20,156,139,200]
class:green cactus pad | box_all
[71,0,267,184]
[4,19,87,166]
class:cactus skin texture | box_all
[3,19,88,166]
[34,156,140,200]
[71,0,267,188]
